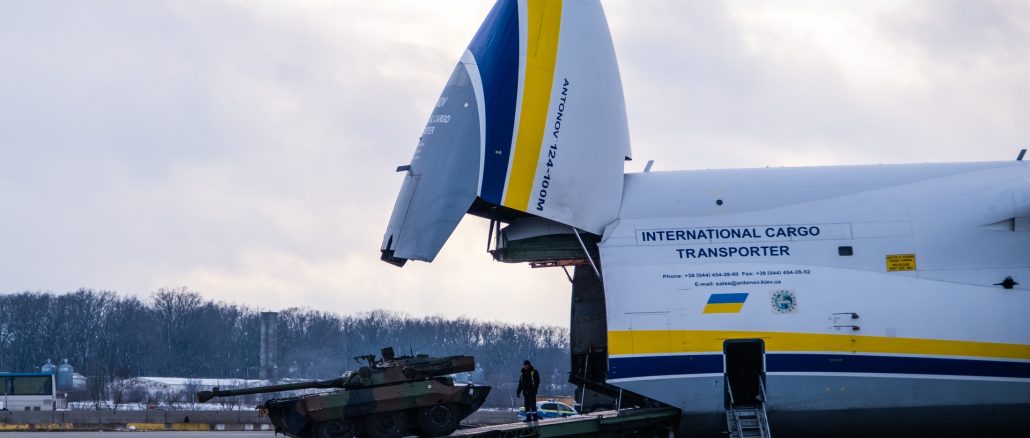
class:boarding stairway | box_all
[725,379,772,438]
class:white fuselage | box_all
[599,161,1030,434]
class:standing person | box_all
[516,360,541,421]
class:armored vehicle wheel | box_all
[416,404,460,437]
[312,419,354,438]
[364,411,406,438]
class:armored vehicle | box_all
[198,348,491,438]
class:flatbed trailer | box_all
[452,407,680,438]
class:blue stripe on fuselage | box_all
[468,0,519,204]
[768,353,1030,379]
[608,353,1030,380]
[609,354,724,379]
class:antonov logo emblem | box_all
[770,289,798,314]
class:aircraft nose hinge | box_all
[994,276,1018,290]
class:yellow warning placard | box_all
[886,254,916,271]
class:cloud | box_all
[1,1,1028,325]
[606,0,1030,171]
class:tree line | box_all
[0,288,571,406]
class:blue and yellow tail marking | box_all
[703,293,748,314]
[465,0,564,209]
[468,0,520,204]
[503,0,563,210]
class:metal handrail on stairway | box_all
[726,377,775,438]
[725,379,744,438]
[758,379,772,437]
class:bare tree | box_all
[110,382,126,412]
[183,379,201,411]
[85,374,109,410]
[125,386,148,409]
[165,389,184,410]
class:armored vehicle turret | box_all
[198,348,491,438]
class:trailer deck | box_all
[453,407,680,437]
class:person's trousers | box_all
[523,392,537,419]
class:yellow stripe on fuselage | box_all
[702,303,745,314]
[503,0,562,210]
[608,330,1030,360]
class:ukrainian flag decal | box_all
[703,293,749,314]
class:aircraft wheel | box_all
[416,404,459,437]
[364,411,406,438]
[312,419,354,438]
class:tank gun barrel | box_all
[197,378,346,403]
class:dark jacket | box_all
[517,366,540,395]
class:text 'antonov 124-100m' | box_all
[377,1,1029,436]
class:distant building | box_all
[71,373,87,391]
[1,372,56,411]
[39,359,86,394]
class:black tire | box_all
[364,411,406,438]
[312,419,354,438]
[415,404,460,437]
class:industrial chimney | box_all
[259,312,278,383]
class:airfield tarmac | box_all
[2,433,273,437]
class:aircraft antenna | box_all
[1017,149,1026,161]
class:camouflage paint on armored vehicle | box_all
[198,348,491,438]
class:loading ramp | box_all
[452,407,680,438]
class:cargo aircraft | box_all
[379,0,1029,435]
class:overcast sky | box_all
[1,1,1028,326]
